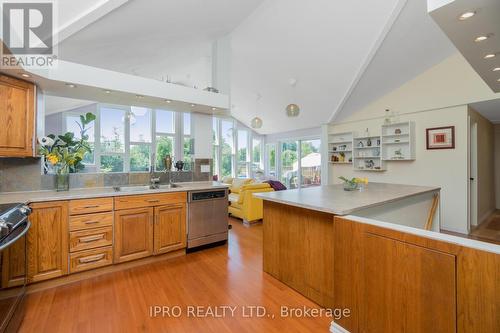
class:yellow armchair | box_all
[228,182,274,225]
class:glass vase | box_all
[55,165,69,192]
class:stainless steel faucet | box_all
[150,153,160,188]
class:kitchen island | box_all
[255,183,499,333]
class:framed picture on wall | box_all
[426,126,455,149]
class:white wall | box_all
[192,113,213,159]
[330,106,468,233]
[265,127,321,144]
[495,124,500,209]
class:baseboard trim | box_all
[330,321,350,333]
[27,249,186,294]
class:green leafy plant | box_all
[39,112,96,173]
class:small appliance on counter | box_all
[0,203,31,333]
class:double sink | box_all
[113,183,181,192]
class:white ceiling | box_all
[429,0,500,93]
[229,0,404,134]
[333,0,457,122]
[44,95,95,115]
[58,0,265,87]
[470,98,500,123]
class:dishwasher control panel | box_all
[190,190,227,201]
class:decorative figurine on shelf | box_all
[357,141,364,148]
[367,137,372,147]
[365,159,375,169]
[175,160,184,171]
[384,109,391,125]
[393,149,404,160]
[374,148,380,156]
[376,139,381,146]
[339,152,345,162]
[164,154,173,171]
[395,128,402,135]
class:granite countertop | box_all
[0,181,229,205]
[254,182,440,216]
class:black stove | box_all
[0,203,31,242]
[0,203,31,333]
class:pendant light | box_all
[286,78,300,117]
[251,93,263,129]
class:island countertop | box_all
[0,181,229,205]
[254,182,440,216]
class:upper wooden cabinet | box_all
[154,203,186,255]
[27,201,69,283]
[0,75,36,157]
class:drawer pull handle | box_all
[84,221,99,225]
[83,205,100,209]
[79,254,105,264]
[79,234,105,243]
[146,199,160,203]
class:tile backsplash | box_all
[0,158,213,193]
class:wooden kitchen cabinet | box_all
[0,75,36,157]
[154,203,186,255]
[27,201,69,283]
[114,207,154,263]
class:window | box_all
[129,107,152,172]
[183,113,193,171]
[155,110,176,170]
[237,130,248,178]
[220,119,234,177]
[280,141,298,189]
[252,138,263,176]
[212,117,220,179]
[300,139,321,187]
[100,107,126,172]
[64,113,96,165]
[266,143,276,177]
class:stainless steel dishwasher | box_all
[187,189,228,249]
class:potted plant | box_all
[39,113,96,191]
[338,176,368,191]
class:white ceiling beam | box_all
[56,0,131,45]
[329,0,408,123]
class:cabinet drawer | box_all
[69,212,113,231]
[114,192,186,210]
[69,247,113,273]
[69,197,113,215]
[69,227,113,252]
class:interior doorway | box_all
[468,117,478,231]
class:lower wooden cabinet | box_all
[1,235,27,288]
[27,201,69,283]
[69,247,113,273]
[154,203,187,255]
[114,207,154,263]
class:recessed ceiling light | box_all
[484,53,496,59]
[474,35,489,42]
[136,95,144,99]
[191,104,196,107]
[20,73,31,78]
[165,99,172,103]
[66,83,76,88]
[493,67,500,72]
[459,11,475,20]
[212,107,217,111]
[104,90,111,94]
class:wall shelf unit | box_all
[328,132,353,164]
[381,121,415,161]
[353,135,385,171]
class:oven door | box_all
[0,220,30,333]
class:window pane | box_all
[212,117,219,145]
[237,130,248,163]
[100,155,124,173]
[252,138,262,176]
[266,144,276,177]
[130,145,151,172]
[281,141,298,189]
[130,107,151,142]
[300,139,321,187]
[65,114,95,164]
[101,108,125,153]
[220,120,234,177]
[156,136,175,170]
[183,137,193,171]
[156,109,175,133]
[183,113,191,136]
[237,163,248,178]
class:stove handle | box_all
[0,219,30,251]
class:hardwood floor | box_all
[19,218,332,333]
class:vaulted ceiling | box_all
[52,0,462,134]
